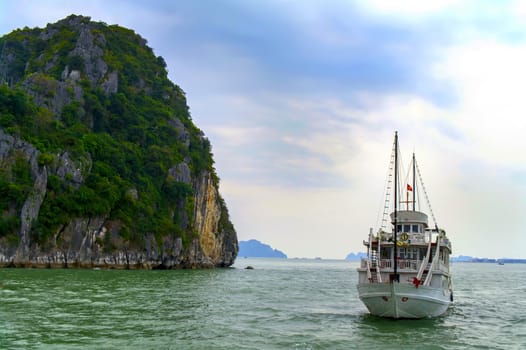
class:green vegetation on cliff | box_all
[0,15,236,263]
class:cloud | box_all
[209,126,270,148]
[359,0,461,17]
[1,0,526,258]
[435,39,526,166]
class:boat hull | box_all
[357,282,451,318]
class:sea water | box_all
[1,259,525,349]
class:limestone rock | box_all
[0,15,238,269]
[101,71,118,95]
[168,162,191,184]
[69,24,108,85]
[168,117,191,147]
[52,151,89,189]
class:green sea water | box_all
[1,259,525,349]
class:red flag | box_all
[407,184,413,191]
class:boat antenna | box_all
[392,131,399,283]
[412,152,416,211]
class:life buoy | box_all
[400,233,409,241]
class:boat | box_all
[356,131,453,318]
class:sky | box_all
[1,0,525,259]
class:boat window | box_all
[403,224,411,232]
[397,225,402,232]
[398,248,417,259]
[412,224,419,233]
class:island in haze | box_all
[450,256,526,263]
[346,252,526,263]
[345,252,367,261]
[238,240,287,258]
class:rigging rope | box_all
[415,159,438,228]
[377,137,397,231]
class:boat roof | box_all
[391,210,428,227]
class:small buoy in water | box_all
[245,266,254,270]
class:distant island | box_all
[346,252,526,263]
[238,240,287,258]
[345,252,367,261]
[450,256,526,263]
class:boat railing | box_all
[360,258,368,269]
[360,258,449,272]
[372,233,439,245]
[379,259,392,268]
[409,233,427,244]
[398,259,420,270]
[375,259,423,270]
[422,260,449,272]
[440,237,452,250]
[437,260,450,272]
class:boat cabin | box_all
[358,207,451,286]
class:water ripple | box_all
[0,261,525,349]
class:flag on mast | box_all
[407,184,413,192]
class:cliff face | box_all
[0,15,237,268]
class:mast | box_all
[392,131,399,282]
[412,152,416,211]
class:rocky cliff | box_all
[0,15,237,268]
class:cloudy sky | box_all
[1,0,525,259]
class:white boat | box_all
[356,132,453,318]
